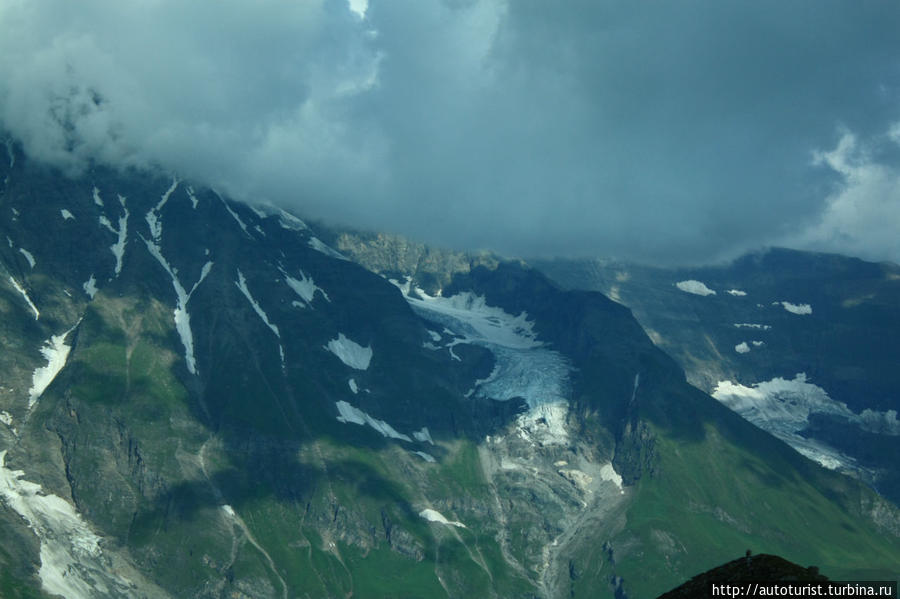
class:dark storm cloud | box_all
[2,0,899,264]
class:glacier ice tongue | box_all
[712,374,859,470]
[0,451,137,599]
[401,286,572,412]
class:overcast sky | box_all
[2,0,899,265]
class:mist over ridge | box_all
[2,0,900,265]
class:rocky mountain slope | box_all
[533,253,900,505]
[1,139,899,598]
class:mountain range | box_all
[1,138,898,598]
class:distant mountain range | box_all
[1,138,898,598]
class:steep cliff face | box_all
[1,142,899,599]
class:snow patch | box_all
[187,186,199,209]
[143,238,213,375]
[413,451,436,463]
[735,342,750,354]
[219,195,250,235]
[235,270,284,368]
[778,301,812,315]
[734,323,771,330]
[145,177,179,241]
[0,451,136,598]
[18,248,35,269]
[0,411,12,427]
[282,268,329,305]
[308,236,348,260]
[28,322,79,409]
[325,333,372,370]
[278,209,308,231]
[413,427,434,445]
[100,196,129,276]
[335,401,412,441]
[60,209,75,220]
[235,270,280,338]
[92,186,103,206]
[419,508,465,528]
[249,205,268,220]
[9,277,39,320]
[675,280,716,296]
[726,289,747,296]
[83,275,98,299]
[751,340,765,347]
[348,378,358,394]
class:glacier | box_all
[397,282,574,445]
[399,285,572,411]
[0,451,137,599]
[712,374,861,470]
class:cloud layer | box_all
[2,0,899,264]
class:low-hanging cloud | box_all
[2,0,899,265]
